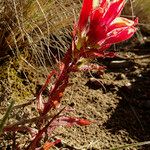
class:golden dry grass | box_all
[0,0,81,65]
[0,0,81,103]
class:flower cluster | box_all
[73,0,138,59]
[2,0,138,149]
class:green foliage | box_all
[0,101,14,135]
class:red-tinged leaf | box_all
[42,74,69,115]
[78,0,93,31]
[3,126,38,140]
[42,139,61,150]
[76,118,92,126]
[80,50,104,58]
[104,52,116,58]
[102,0,126,25]
[105,26,137,44]
[27,108,65,150]
[37,70,57,114]
[45,116,92,136]
[52,116,92,127]
[99,44,111,51]
[80,49,110,59]
[37,94,45,114]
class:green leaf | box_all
[0,101,15,135]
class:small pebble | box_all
[116,74,126,80]
[125,82,132,89]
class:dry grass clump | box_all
[0,0,81,65]
[0,0,81,103]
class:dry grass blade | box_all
[111,141,150,150]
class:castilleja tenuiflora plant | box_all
[3,0,138,149]
[34,0,137,148]
[37,0,138,115]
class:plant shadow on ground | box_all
[103,41,150,149]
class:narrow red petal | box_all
[87,25,107,45]
[100,0,110,9]
[102,0,126,25]
[87,8,107,45]
[90,8,103,24]
[78,0,93,31]
[105,26,137,44]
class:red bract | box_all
[74,0,138,57]
[50,116,92,127]
[41,139,61,150]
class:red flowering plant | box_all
[73,0,138,59]
[1,0,137,149]
[37,0,138,115]
[34,0,137,148]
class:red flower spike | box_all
[75,0,138,56]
